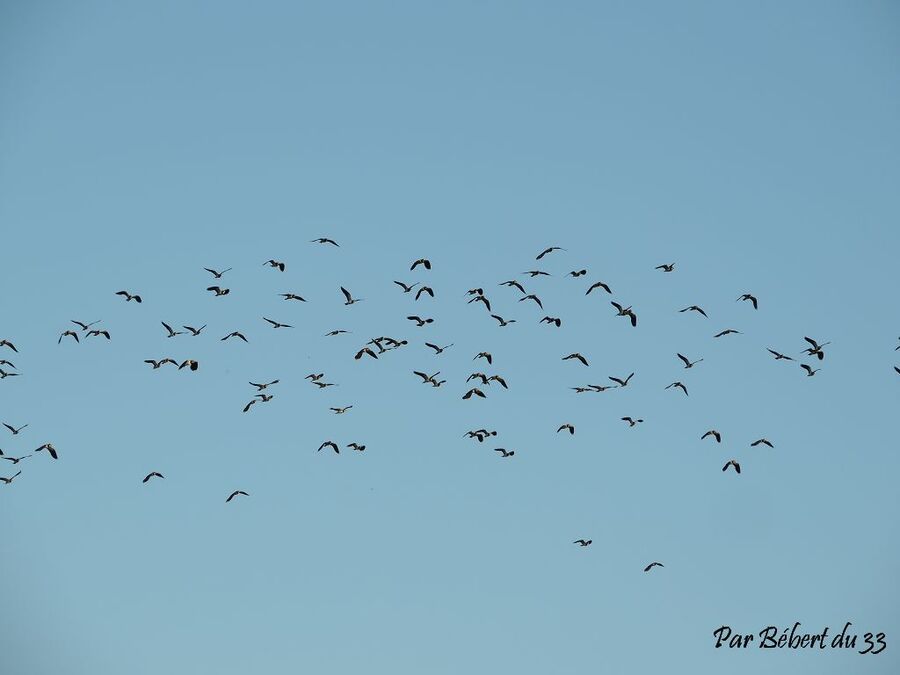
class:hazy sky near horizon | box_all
[1,2,899,674]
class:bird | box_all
[519,294,544,309]
[722,460,741,474]
[142,472,164,483]
[221,331,248,342]
[540,316,562,327]
[767,348,793,361]
[394,281,419,293]
[491,314,517,327]
[178,360,199,371]
[0,360,14,369]
[407,316,434,327]
[655,263,675,272]
[609,372,634,387]
[523,270,550,277]
[341,287,363,305]
[499,280,526,293]
[355,347,379,360]
[263,317,292,329]
[0,369,19,379]
[317,441,340,454]
[325,329,351,337]
[562,353,589,366]
[264,259,286,271]
[474,352,493,364]
[677,353,703,369]
[115,290,142,303]
[586,281,612,295]
[0,340,18,352]
[162,322,185,338]
[611,302,637,327]
[242,399,260,413]
[465,288,484,297]
[415,286,435,300]
[249,380,279,391]
[204,267,232,278]
[71,320,101,332]
[665,381,689,396]
[330,406,353,414]
[467,294,491,311]
[557,423,575,435]
[801,364,820,377]
[179,324,205,337]
[34,443,58,459]
[588,384,615,392]
[305,373,324,382]
[802,336,831,361]
[144,358,178,369]
[751,438,774,448]
[701,430,722,443]
[0,471,22,485]
[206,286,230,296]
[679,305,708,318]
[568,269,587,277]
[488,375,508,389]
[347,443,366,452]
[536,246,565,260]
[280,293,306,302]
[226,490,249,502]
[467,373,489,385]
[465,430,497,442]
[737,293,759,309]
[311,238,339,246]
[86,329,111,339]
[621,417,643,427]
[714,329,741,338]
[413,371,441,385]
[2,455,30,464]
[425,343,453,355]
[463,388,487,400]
[58,330,79,344]
[571,386,593,393]
[410,258,432,271]
[643,562,664,572]
[495,448,515,457]
[313,381,337,389]
[573,539,592,547]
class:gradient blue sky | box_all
[1,2,899,674]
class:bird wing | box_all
[341,287,352,302]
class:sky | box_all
[1,1,899,673]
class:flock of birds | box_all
[3,240,898,572]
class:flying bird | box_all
[568,269,587,277]
[144,358,178,369]
[802,336,831,361]
[714,329,741,338]
[263,317,293,329]
[221,331,248,342]
[355,347,379,360]
[562,353,589,366]
[0,340,18,352]
[655,263,675,272]
[2,455,30,465]
[249,380,279,391]
[801,364,820,377]
[679,305,708,318]
[71,320,101,332]
[226,490,249,502]
[751,438,774,448]
[394,281,419,293]
[317,441,340,454]
[280,293,306,302]
[142,472,164,483]
[490,314,516,327]
[467,294,491,311]
[347,443,366,452]
[0,471,22,485]
[767,348,793,361]
[557,423,575,435]
[206,286,230,296]
[609,372,634,387]
[621,417,643,427]
[264,259,286,271]
[330,406,353,414]
[162,322,185,338]
[499,280,526,294]
[407,316,434,327]
[3,423,27,435]
[495,448,515,457]
[611,302,637,327]
[540,316,562,327]
[701,430,722,443]
[341,287,363,305]
[573,539,592,547]
[665,381,689,396]
[415,286,435,300]
[34,443,58,459]
[178,359,199,371]
[204,267,232,278]
[523,270,550,278]
[0,369,19,379]
[86,330,111,340]
[413,371,441,385]
[410,258,432,270]
[722,460,741,474]
[474,352,493,364]
[644,562,664,572]
[677,353,703,369]
[183,325,206,335]
[115,290,142,303]
[58,330,79,344]
[737,293,758,309]
[536,246,565,260]
[311,238,339,246]
[586,281,611,295]
[519,294,543,309]
[325,329,350,337]
[488,375,508,389]
[425,343,453,355]
[463,388,487,400]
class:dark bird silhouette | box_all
[407,316,434,327]
[563,353,589,366]
[0,369,19,379]
[410,258,432,271]
[463,387,487,400]
[677,353,703,369]
[737,293,758,309]
[523,270,550,277]
[568,269,587,277]
[0,471,22,485]
[206,286,230,296]
[0,360,14,369]
[495,448,515,457]
[519,294,544,309]
[3,423,27,435]
[58,330,79,344]
[767,348,793,361]
[325,330,350,336]
[183,325,206,336]
[311,238,339,246]
[264,259,286,271]
[488,375,508,389]
[722,460,741,474]
[178,359,199,371]
[609,372,634,387]
[305,373,324,381]
[499,280,527,293]
[573,539,592,547]
[242,398,260,413]
[34,443,58,460]
[162,321,185,338]
[588,384,615,392]
[802,336,830,361]
[394,281,419,293]
[86,330,111,340]
[415,286,435,301]
[557,423,575,435]
[621,417,643,427]
[144,358,178,369]
[536,246,565,260]
[347,443,366,452]
[115,290,142,303]
[474,352,493,365]
[586,281,612,295]
[71,320,101,332]
[467,372,489,385]
[280,293,306,302]
[801,364,820,377]
[249,380,279,391]
[341,287,363,305]
[354,347,379,360]
[413,371,441,385]
[317,441,340,454]
[540,316,562,327]
[714,329,741,338]
[425,343,453,355]
[467,294,491,311]
[2,455,30,464]
[204,267,232,278]
[490,314,516,327]
[263,317,293,329]
[679,305,708,318]
[0,340,18,352]
[665,381,689,396]
[142,472,164,483]
[465,429,497,442]
[221,331,248,342]
[751,438,774,448]
[655,263,675,272]
[611,302,637,327]
[465,288,484,297]
[701,430,722,443]
[644,562,664,572]
[313,381,337,389]
[330,406,353,415]
[226,490,249,502]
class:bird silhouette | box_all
[0,340,18,352]
[206,286,230,296]
[183,325,207,336]
[751,438,774,448]
[474,352,493,364]
[737,293,758,309]
[643,562,664,572]
[573,539,592,547]
[679,305,708,318]
[0,471,22,485]
[665,381,689,396]
[722,460,741,474]
[714,329,741,338]
[115,290,142,303]
[586,281,611,295]
[142,472,164,483]
[701,430,722,443]
[249,380,279,391]
[341,287,363,305]
[540,316,562,327]
[621,417,643,427]
[226,490,249,502]
[394,281,419,293]
[676,353,703,369]
[609,372,634,387]
[415,286,435,301]
[425,343,453,355]
[162,322,185,338]
[311,238,339,246]
[655,263,675,272]
[536,246,565,260]
[801,364,820,377]
[280,293,306,302]
[204,267,232,278]
[263,317,293,329]
[410,258,432,271]
[490,314,517,327]
[611,302,637,327]
[494,448,515,457]
[802,337,830,361]
[317,441,340,454]
[221,331,248,342]
[264,259,286,271]
[767,348,793,361]
[562,353,589,366]
[34,443,58,459]
[463,388,487,400]
[557,423,575,435]
[58,330,79,344]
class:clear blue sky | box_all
[1,2,899,673]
